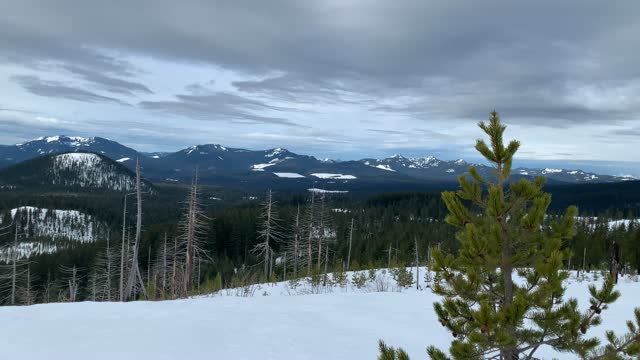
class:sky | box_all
[1,0,640,174]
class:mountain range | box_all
[0,135,635,188]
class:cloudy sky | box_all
[1,0,639,173]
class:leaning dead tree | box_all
[347,218,354,271]
[175,169,210,297]
[252,189,284,278]
[124,160,147,300]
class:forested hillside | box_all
[0,177,638,305]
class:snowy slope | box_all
[51,153,137,190]
[0,206,106,261]
[0,269,638,360]
[0,151,146,192]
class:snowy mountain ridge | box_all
[0,135,636,185]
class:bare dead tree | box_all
[176,169,210,296]
[147,246,151,289]
[124,160,147,300]
[415,237,419,290]
[42,271,55,304]
[347,218,354,271]
[89,237,118,301]
[0,223,30,305]
[291,206,300,277]
[323,243,329,286]
[153,233,171,298]
[171,236,180,298]
[316,193,328,270]
[60,265,84,302]
[10,224,19,304]
[303,192,316,275]
[119,192,135,302]
[18,264,37,305]
[252,189,284,279]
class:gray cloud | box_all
[139,92,303,127]
[62,65,153,95]
[185,80,216,94]
[11,75,126,104]
[2,1,640,125]
[0,1,640,163]
[366,128,408,135]
[232,74,371,105]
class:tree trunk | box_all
[415,238,419,290]
[498,161,518,360]
[307,193,315,276]
[125,160,146,300]
[347,218,354,271]
[162,233,167,297]
[11,223,18,305]
[283,251,287,281]
[323,244,329,287]
[120,194,128,302]
[264,190,272,277]
[293,206,300,278]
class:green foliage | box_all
[378,340,410,360]
[368,268,378,282]
[381,112,640,360]
[307,273,323,287]
[391,267,414,289]
[351,271,368,289]
[332,267,348,287]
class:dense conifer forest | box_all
[0,177,639,304]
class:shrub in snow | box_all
[351,272,368,289]
[368,268,377,282]
[373,274,390,292]
[391,267,414,289]
[332,268,348,287]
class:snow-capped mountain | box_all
[0,152,151,192]
[358,155,633,184]
[0,135,141,167]
[0,136,635,186]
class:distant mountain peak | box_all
[18,135,95,146]
[184,144,229,155]
[265,148,289,157]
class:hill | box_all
[0,152,152,192]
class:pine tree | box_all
[381,112,640,360]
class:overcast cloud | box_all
[0,0,639,173]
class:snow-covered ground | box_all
[310,173,357,180]
[0,269,637,360]
[274,172,306,178]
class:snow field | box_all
[0,269,638,360]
